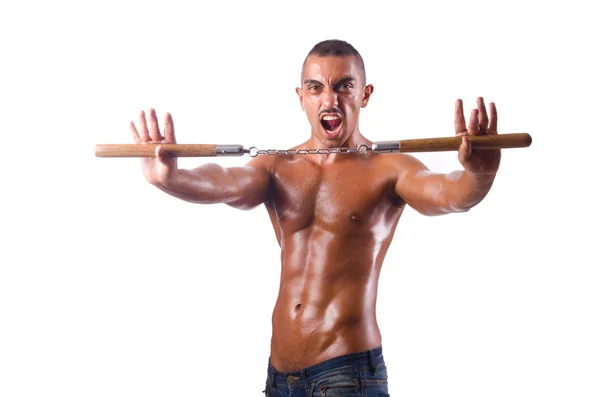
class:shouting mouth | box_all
[320,113,343,138]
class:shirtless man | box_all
[129,40,500,396]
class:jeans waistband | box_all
[267,345,384,386]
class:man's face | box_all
[296,55,373,146]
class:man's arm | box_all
[394,156,496,216]
[394,97,501,216]
[159,157,271,210]
[130,108,271,210]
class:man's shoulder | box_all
[374,151,425,173]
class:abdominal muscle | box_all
[268,226,386,372]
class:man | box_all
[129,40,500,396]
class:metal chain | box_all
[247,144,370,157]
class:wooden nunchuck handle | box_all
[94,144,218,157]
[397,133,532,152]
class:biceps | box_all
[224,166,270,210]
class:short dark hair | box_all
[302,39,366,83]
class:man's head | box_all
[301,39,366,83]
[296,39,374,147]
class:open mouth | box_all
[320,114,343,136]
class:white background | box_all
[1,0,598,396]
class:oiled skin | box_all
[263,152,404,371]
[130,54,500,372]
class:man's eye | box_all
[335,84,353,91]
[308,85,319,90]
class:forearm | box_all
[441,169,497,213]
[156,163,266,208]
[154,164,231,204]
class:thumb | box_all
[155,145,173,167]
[154,145,176,184]
[457,135,471,166]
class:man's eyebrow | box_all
[303,79,323,85]
[303,77,357,85]
[335,77,356,85]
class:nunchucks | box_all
[94,133,532,158]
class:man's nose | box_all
[322,87,338,108]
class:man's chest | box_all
[269,158,401,229]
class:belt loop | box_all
[271,369,276,389]
[367,349,377,375]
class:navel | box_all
[349,213,361,222]
[294,303,303,311]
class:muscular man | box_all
[129,40,500,396]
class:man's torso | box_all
[263,152,406,371]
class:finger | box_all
[458,135,471,164]
[148,108,163,142]
[129,120,142,143]
[477,97,489,134]
[164,112,176,143]
[468,109,479,135]
[138,110,151,142]
[454,99,466,135]
[489,102,498,134]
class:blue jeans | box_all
[263,345,390,396]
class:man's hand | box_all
[129,108,177,187]
[455,97,501,175]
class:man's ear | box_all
[361,84,374,108]
[295,87,305,111]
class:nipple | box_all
[349,213,361,222]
